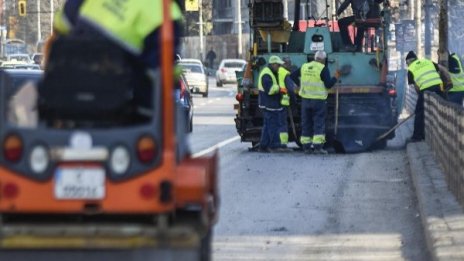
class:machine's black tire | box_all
[202,91,208,98]
[199,229,212,261]
[216,80,222,87]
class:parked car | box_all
[178,58,203,66]
[0,60,29,69]
[13,64,41,70]
[177,74,194,132]
[215,59,246,87]
[178,61,209,97]
[6,53,32,64]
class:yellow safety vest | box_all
[54,10,72,35]
[56,0,182,54]
[449,54,464,92]
[408,59,443,91]
[278,67,290,88]
[278,67,290,106]
[299,61,326,100]
[258,67,280,95]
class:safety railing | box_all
[404,83,417,115]
[425,92,464,206]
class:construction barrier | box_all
[425,92,464,207]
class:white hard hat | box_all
[314,50,327,60]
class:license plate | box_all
[54,167,105,200]
[310,42,324,51]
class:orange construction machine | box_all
[0,0,218,260]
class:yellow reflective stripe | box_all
[300,136,312,144]
[299,89,327,97]
[313,135,326,144]
[280,133,289,144]
[420,77,442,88]
[53,10,72,35]
[258,67,278,93]
[301,81,324,88]
[450,73,464,92]
[269,84,280,95]
[278,67,290,88]
[452,54,463,73]
[415,70,439,84]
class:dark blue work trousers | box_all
[447,91,464,106]
[413,85,442,139]
[259,109,281,149]
[301,99,327,144]
[279,107,288,133]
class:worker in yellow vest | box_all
[257,56,289,152]
[406,51,450,142]
[291,51,340,154]
[53,0,182,69]
[447,52,464,105]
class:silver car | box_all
[179,62,209,98]
[215,59,246,87]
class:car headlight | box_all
[110,146,131,175]
[29,145,49,174]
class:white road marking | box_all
[192,135,240,158]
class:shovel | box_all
[375,113,415,141]
[287,106,301,148]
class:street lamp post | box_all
[50,0,54,34]
[237,0,242,58]
[37,0,41,42]
[199,0,204,62]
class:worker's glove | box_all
[334,70,342,79]
[279,87,288,94]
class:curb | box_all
[407,142,464,261]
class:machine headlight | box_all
[110,146,131,175]
[29,145,49,174]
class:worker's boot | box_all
[313,144,328,155]
[303,143,314,154]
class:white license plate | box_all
[54,167,105,200]
[310,42,324,51]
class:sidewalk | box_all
[407,142,464,261]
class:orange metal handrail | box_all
[161,0,176,169]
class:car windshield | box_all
[224,62,245,68]
[181,64,203,73]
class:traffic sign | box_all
[18,0,27,17]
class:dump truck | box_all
[0,1,218,260]
[235,0,402,153]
